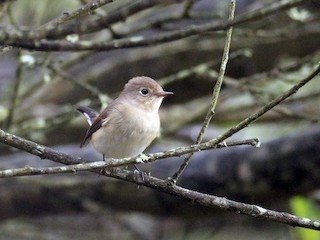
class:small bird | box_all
[76,76,173,160]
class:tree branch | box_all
[0,137,259,178]
[0,0,310,51]
[0,63,319,171]
[38,0,114,30]
[0,63,319,230]
[208,63,320,145]
[170,0,235,182]
[0,130,320,229]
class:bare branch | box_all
[39,0,114,30]
[0,63,319,168]
[0,0,310,51]
[2,156,320,230]
[0,64,319,230]
[170,0,236,182]
[208,63,320,145]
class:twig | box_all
[49,64,111,101]
[1,0,166,41]
[170,0,235,182]
[0,65,318,169]
[132,170,320,231]
[0,64,319,169]
[6,2,18,28]
[0,65,319,230]
[0,125,260,170]
[0,138,320,230]
[181,0,196,17]
[3,52,23,130]
[3,5,22,130]
[0,137,260,178]
[0,0,310,51]
[158,49,249,86]
[221,54,320,122]
[39,0,114,30]
[239,50,320,85]
[208,63,320,145]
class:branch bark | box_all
[0,0,311,51]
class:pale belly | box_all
[91,110,160,159]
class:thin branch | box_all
[0,140,320,230]
[39,0,114,30]
[133,171,320,231]
[49,64,111,101]
[0,125,260,169]
[0,64,319,168]
[181,0,196,17]
[3,56,23,130]
[6,2,18,28]
[239,50,320,85]
[0,0,310,51]
[0,138,260,178]
[170,0,235,182]
[0,65,319,230]
[102,63,318,165]
[158,49,249,87]
[3,5,22,130]
[1,0,168,41]
[208,63,320,145]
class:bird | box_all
[76,76,173,160]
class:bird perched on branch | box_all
[76,76,173,161]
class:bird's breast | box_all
[91,106,160,158]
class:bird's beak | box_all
[155,91,173,97]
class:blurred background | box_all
[0,0,319,239]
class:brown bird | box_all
[76,76,173,160]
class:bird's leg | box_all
[133,164,141,172]
[133,164,145,182]
[99,154,107,175]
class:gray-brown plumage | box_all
[76,76,173,159]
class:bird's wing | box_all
[80,109,109,148]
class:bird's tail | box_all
[74,105,99,126]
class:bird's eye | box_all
[139,88,150,96]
